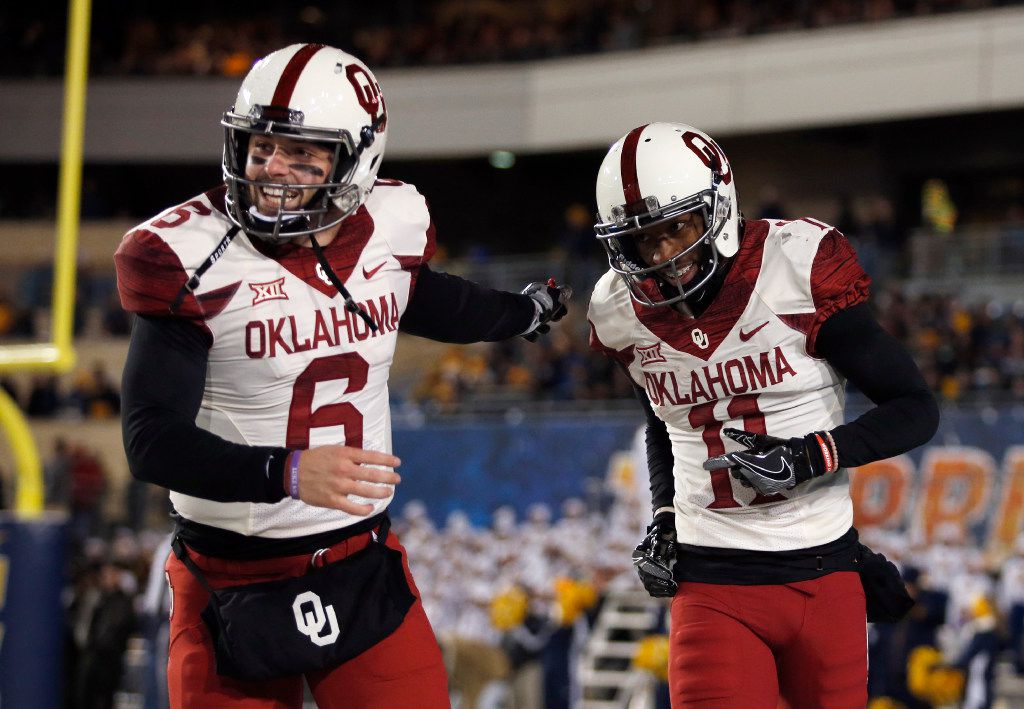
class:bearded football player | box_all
[115,44,569,708]
[587,122,937,707]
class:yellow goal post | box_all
[0,0,90,516]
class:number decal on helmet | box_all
[344,65,387,132]
[682,132,732,185]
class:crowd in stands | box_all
[1,364,121,421]
[4,0,1020,77]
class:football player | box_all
[115,44,570,708]
[587,122,938,707]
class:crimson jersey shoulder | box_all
[587,271,636,356]
[366,179,436,266]
[114,194,229,318]
[759,218,871,352]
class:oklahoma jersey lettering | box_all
[589,218,870,551]
[115,182,434,538]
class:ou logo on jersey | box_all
[293,591,340,647]
[691,328,709,349]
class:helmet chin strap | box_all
[307,236,378,333]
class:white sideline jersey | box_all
[588,218,871,551]
[115,182,434,538]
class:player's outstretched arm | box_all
[399,264,571,343]
[291,445,401,515]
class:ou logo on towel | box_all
[293,591,340,646]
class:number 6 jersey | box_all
[588,218,871,552]
[115,183,433,539]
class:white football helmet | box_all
[221,44,388,242]
[594,122,739,307]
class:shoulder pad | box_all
[588,271,636,354]
[364,180,435,265]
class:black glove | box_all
[703,428,837,496]
[521,279,572,342]
[632,512,678,598]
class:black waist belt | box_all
[675,527,861,585]
[173,510,388,560]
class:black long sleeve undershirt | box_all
[399,264,536,342]
[122,315,293,503]
[639,301,940,515]
[122,264,537,501]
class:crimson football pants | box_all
[163,529,449,709]
[668,572,867,708]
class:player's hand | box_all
[632,512,678,598]
[295,445,401,515]
[702,428,836,496]
[521,278,572,342]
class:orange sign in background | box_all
[850,446,1024,551]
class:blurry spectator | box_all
[87,365,121,418]
[871,565,949,706]
[922,178,958,235]
[44,436,72,508]
[951,594,1002,709]
[67,365,121,420]
[69,445,108,544]
[999,536,1024,674]
[74,559,137,709]
[65,557,103,708]
[0,290,34,337]
[26,374,62,417]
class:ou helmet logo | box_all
[345,65,388,132]
[293,591,340,647]
[682,132,732,185]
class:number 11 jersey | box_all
[588,218,871,551]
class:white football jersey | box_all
[116,182,434,538]
[588,218,871,551]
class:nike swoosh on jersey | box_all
[738,321,769,341]
[737,455,793,482]
[362,261,386,280]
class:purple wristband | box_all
[288,451,302,500]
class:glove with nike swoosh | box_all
[702,428,839,496]
[521,279,572,342]
[632,511,678,598]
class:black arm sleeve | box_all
[816,302,940,467]
[399,264,536,343]
[631,380,676,516]
[121,315,290,502]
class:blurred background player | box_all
[587,122,939,707]
[114,44,569,708]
